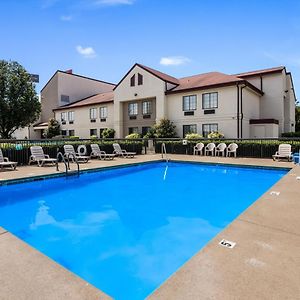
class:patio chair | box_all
[0,148,17,170]
[215,143,227,157]
[64,145,90,163]
[113,143,136,158]
[29,146,57,167]
[204,143,216,156]
[226,143,238,157]
[193,143,204,155]
[272,144,292,162]
[91,144,115,160]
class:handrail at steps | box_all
[56,152,80,176]
[161,143,169,162]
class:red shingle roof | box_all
[235,66,285,77]
[53,91,114,111]
[169,72,243,93]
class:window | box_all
[183,95,197,111]
[202,124,218,137]
[128,127,139,134]
[68,111,74,123]
[90,129,97,137]
[61,130,67,136]
[183,125,197,137]
[69,130,75,136]
[142,127,151,136]
[130,74,135,87]
[100,107,108,119]
[128,103,138,116]
[61,112,67,124]
[100,128,107,138]
[90,108,97,119]
[202,92,218,109]
[61,95,70,103]
[142,101,152,115]
[138,73,143,85]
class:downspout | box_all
[236,84,240,138]
[240,85,246,138]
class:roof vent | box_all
[65,69,73,74]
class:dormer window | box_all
[138,73,143,85]
[130,74,135,87]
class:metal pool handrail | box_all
[56,152,80,176]
[161,143,169,162]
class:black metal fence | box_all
[153,138,300,158]
[1,137,300,165]
[0,138,145,165]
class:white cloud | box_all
[60,15,72,21]
[160,56,191,66]
[76,45,97,58]
[94,0,134,5]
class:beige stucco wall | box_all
[114,65,166,137]
[122,99,156,136]
[54,102,114,138]
[57,73,114,107]
[245,72,285,134]
[166,86,241,138]
[41,72,114,125]
[240,87,260,138]
[41,74,58,122]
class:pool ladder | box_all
[56,152,80,176]
[161,143,169,163]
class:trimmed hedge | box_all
[0,140,144,165]
[282,132,300,138]
[155,139,300,158]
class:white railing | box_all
[161,142,169,162]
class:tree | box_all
[0,60,41,138]
[295,106,300,132]
[153,118,177,138]
[44,118,60,138]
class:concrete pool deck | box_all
[0,155,299,299]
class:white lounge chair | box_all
[193,143,204,155]
[91,144,115,160]
[113,143,136,158]
[215,143,227,157]
[204,143,216,156]
[272,144,292,161]
[29,146,57,167]
[226,143,238,157]
[0,148,17,170]
[64,145,90,163]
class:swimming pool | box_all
[0,161,288,299]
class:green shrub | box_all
[282,132,300,138]
[68,136,79,140]
[185,133,202,139]
[207,131,224,139]
[125,133,141,139]
[154,118,177,138]
[101,128,115,139]
[90,135,98,140]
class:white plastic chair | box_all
[215,143,227,157]
[204,143,216,156]
[226,143,238,157]
[29,146,57,167]
[272,144,292,161]
[91,144,115,160]
[0,148,17,170]
[193,143,204,155]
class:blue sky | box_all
[0,0,300,96]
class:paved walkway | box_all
[0,155,299,300]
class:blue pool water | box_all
[0,162,287,299]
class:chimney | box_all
[65,69,73,74]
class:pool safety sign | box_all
[219,239,236,249]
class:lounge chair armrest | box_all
[45,154,50,159]
[3,157,9,162]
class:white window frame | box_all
[90,108,97,119]
[183,95,197,111]
[100,107,108,119]
[128,103,138,116]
